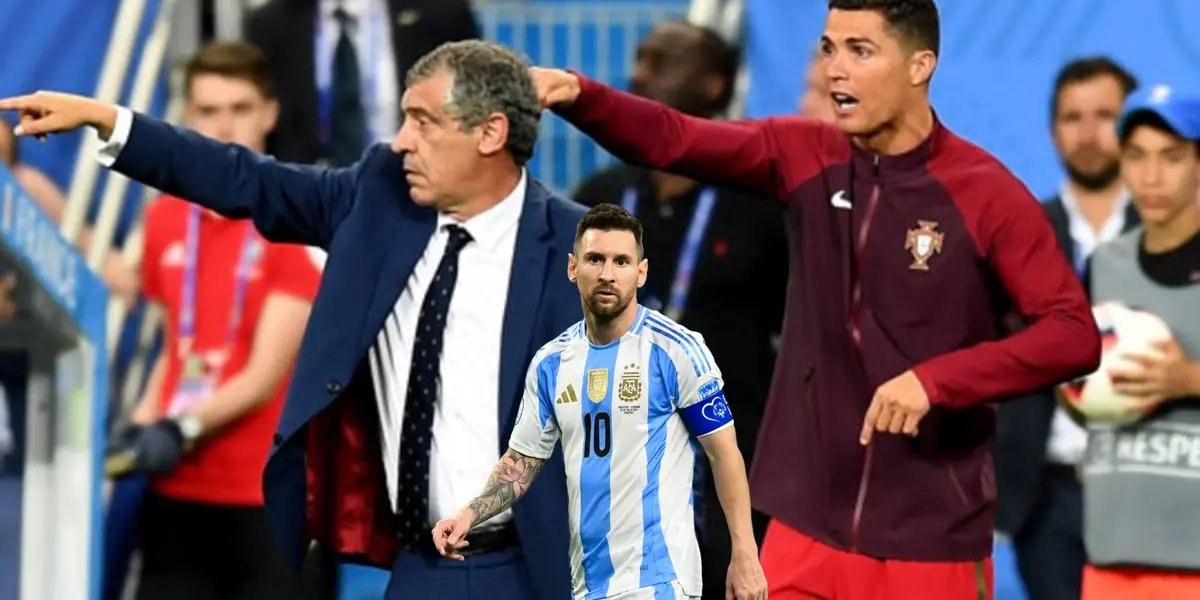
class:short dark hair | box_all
[184,41,273,99]
[827,0,940,56]
[574,204,644,258]
[1051,56,1138,122]
[679,22,742,114]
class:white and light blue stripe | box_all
[508,307,727,600]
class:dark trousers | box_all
[699,466,770,600]
[384,547,535,600]
[136,492,312,600]
[1012,465,1086,600]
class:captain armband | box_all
[679,380,734,437]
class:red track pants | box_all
[759,520,993,600]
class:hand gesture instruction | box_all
[860,370,931,446]
[0,91,119,140]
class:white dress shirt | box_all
[96,108,526,523]
[1044,183,1130,465]
[370,172,526,523]
[316,0,398,142]
[95,107,134,168]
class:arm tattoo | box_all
[466,448,545,528]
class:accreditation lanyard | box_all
[620,186,717,321]
[178,206,259,377]
[314,4,381,147]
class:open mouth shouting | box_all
[831,92,860,115]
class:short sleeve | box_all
[508,355,561,459]
[674,339,732,438]
[264,242,323,302]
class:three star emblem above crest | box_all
[618,363,641,403]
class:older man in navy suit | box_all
[2,41,582,600]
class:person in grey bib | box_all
[1078,83,1200,599]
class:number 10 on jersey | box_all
[582,412,611,458]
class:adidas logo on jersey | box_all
[557,384,579,404]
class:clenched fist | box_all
[530,68,582,108]
[0,91,118,140]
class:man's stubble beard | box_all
[585,292,634,325]
[1065,158,1121,192]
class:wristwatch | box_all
[172,413,203,444]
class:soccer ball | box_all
[1057,302,1174,425]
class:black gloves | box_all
[105,419,185,477]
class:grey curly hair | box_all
[405,40,540,165]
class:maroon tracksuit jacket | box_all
[555,76,1100,562]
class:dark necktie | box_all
[329,7,367,167]
[395,224,474,548]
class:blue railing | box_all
[480,2,688,195]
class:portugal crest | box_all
[904,220,944,271]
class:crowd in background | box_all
[1,1,1199,600]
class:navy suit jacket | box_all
[109,113,583,600]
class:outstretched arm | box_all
[539,69,823,201]
[465,448,546,527]
[101,106,358,248]
[0,92,362,248]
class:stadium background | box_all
[0,0,1198,598]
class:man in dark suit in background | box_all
[573,21,787,600]
[2,40,581,600]
[995,56,1139,600]
[245,0,479,166]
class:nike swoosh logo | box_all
[830,190,852,210]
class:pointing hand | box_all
[860,369,931,446]
[0,91,118,140]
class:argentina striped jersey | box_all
[509,306,733,600]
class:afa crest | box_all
[904,220,944,271]
[618,364,642,403]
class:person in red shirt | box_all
[532,0,1101,598]
[112,41,321,600]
